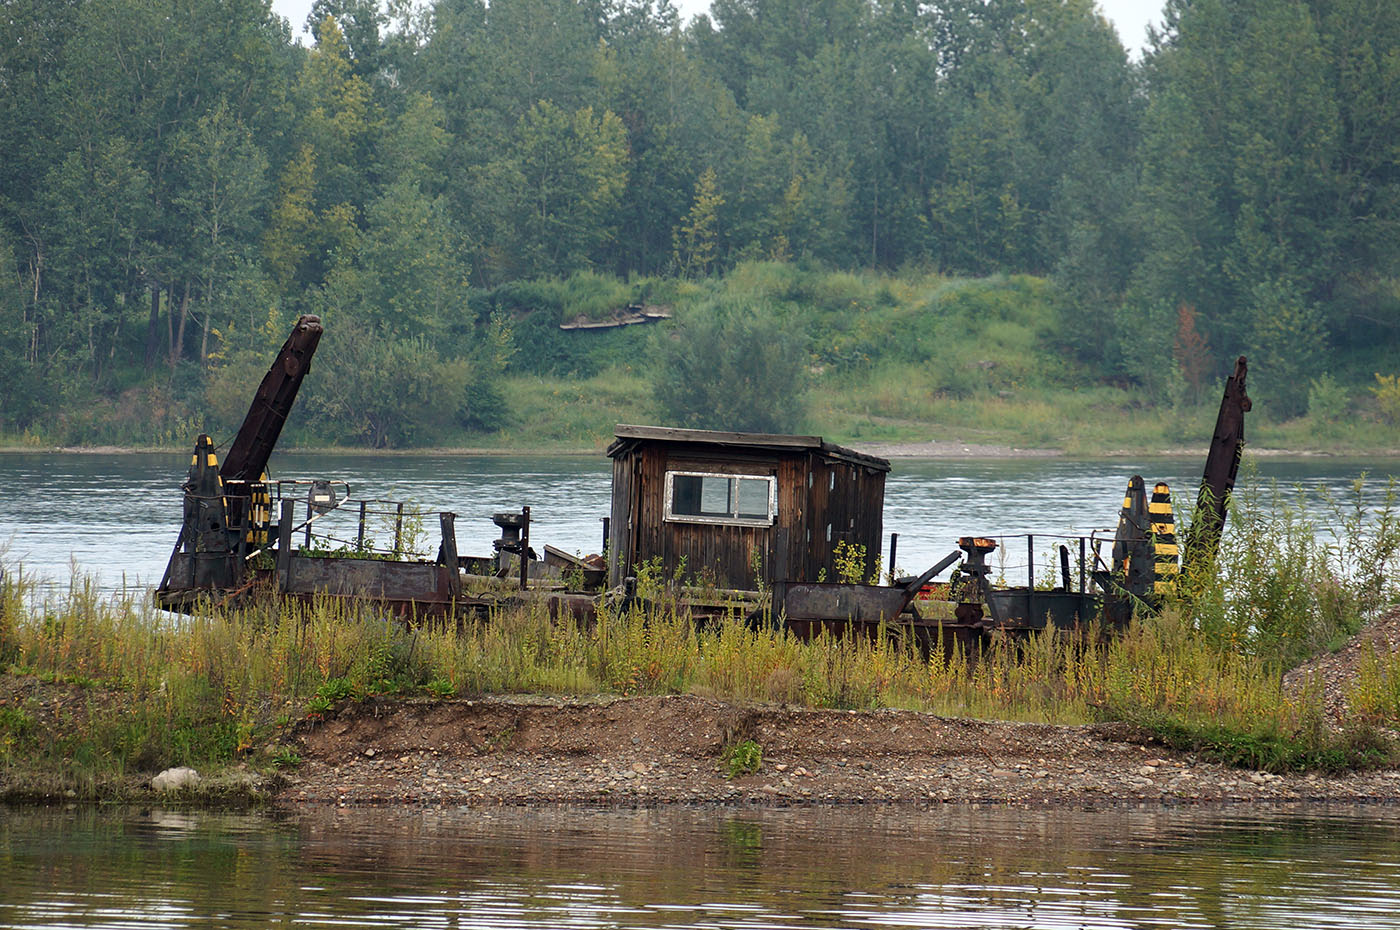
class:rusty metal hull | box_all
[156,553,483,619]
[985,588,1104,631]
[774,580,913,625]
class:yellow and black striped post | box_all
[181,433,237,588]
[1111,475,1155,599]
[247,472,272,547]
[1149,482,1178,594]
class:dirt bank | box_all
[1284,607,1400,726]
[278,693,1400,809]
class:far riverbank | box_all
[8,439,1400,460]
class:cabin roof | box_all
[607,424,891,471]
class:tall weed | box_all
[1179,472,1400,669]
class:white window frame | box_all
[663,471,777,527]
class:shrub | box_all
[1178,470,1400,670]
[1307,372,1349,423]
[1371,373,1400,426]
[721,738,763,777]
[652,296,809,433]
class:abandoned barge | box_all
[156,316,1251,644]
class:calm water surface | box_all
[1,805,1399,929]
[0,452,1396,598]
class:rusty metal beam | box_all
[220,314,323,483]
[1186,356,1251,570]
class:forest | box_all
[1,0,1398,450]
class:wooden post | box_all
[277,499,295,592]
[440,512,461,598]
[519,506,531,590]
[888,533,899,585]
[357,501,367,550]
[771,527,790,587]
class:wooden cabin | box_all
[606,425,891,590]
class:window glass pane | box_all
[698,476,732,515]
[671,474,703,515]
[673,474,733,517]
[736,478,771,520]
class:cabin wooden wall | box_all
[608,439,887,589]
[637,445,777,589]
[799,454,886,582]
[607,452,636,586]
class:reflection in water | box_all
[1,806,1398,928]
[1,451,1396,597]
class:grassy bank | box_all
[0,587,1395,803]
[454,266,1400,455]
[9,265,1400,457]
[2,477,1398,799]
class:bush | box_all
[1372,373,1400,426]
[1178,469,1400,670]
[301,320,478,448]
[1307,372,1349,423]
[652,296,809,433]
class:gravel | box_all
[279,692,1400,809]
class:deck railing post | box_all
[520,506,531,590]
[277,499,295,591]
[1079,537,1086,594]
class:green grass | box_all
[14,263,1400,455]
[476,367,653,450]
[463,263,1400,455]
[0,450,1392,803]
[2,470,1398,798]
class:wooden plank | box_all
[610,425,890,471]
[614,424,825,449]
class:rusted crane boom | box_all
[158,315,323,600]
[220,314,323,483]
[1184,355,1251,571]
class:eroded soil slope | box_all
[282,693,1400,807]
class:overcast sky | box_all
[271,0,1164,56]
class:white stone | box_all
[151,767,201,793]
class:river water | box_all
[3,456,1400,925]
[2,805,1400,928]
[0,451,1396,598]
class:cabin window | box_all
[665,472,776,526]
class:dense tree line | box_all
[1,0,1397,443]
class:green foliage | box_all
[1251,280,1326,420]
[1306,373,1349,424]
[0,569,18,664]
[1,0,1398,448]
[0,706,36,761]
[1177,470,1400,671]
[1371,374,1400,426]
[674,167,724,278]
[832,541,880,585]
[652,296,809,433]
[271,745,302,769]
[721,738,763,778]
[299,319,484,447]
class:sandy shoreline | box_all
[270,694,1400,810]
[3,680,1397,809]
